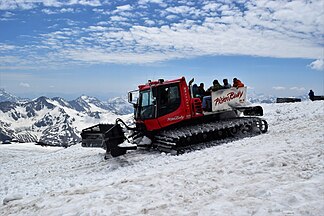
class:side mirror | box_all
[128,92,133,103]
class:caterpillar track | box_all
[153,117,268,154]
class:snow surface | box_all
[0,101,323,216]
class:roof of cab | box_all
[138,77,186,91]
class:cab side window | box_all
[158,84,181,117]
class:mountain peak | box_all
[0,89,20,103]
[80,95,89,100]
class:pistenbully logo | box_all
[167,115,185,121]
[214,91,244,105]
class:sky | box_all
[0,0,323,100]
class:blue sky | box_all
[0,0,323,100]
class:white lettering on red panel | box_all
[167,115,185,121]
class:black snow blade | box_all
[81,124,115,148]
[81,123,128,157]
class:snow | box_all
[0,101,323,215]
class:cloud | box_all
[87,25,108,32]
[273,86,286,90]
[75,1,323,64]
[42,8,79,14]
[1,0,323,67]
[72,0,101,7]
[0,44,15,51]
[19,82,31,88]
[2,11,15,18]
[144,19,156,26]
[42,0,63,7]
[60,8,75,13]
[202,3,221,11]
[110,16,129,22]
[309,59,324,71]
[138,0,165,6]
[42,9,57,15]
[290,87,306,91]
[0,0,102,10]
[0,0,59,10]
[0,56,21,63]
[165,15,178,20]
[115,4,133,12]
[166,6,195,14]
[62,48,180,64]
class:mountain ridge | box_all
[0,90,133,146]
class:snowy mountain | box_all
[0,94,130,146]
[0,88,21,103]
[69,95,109,112]
[0,100,323,215]
[107,97,133,115]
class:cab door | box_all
[156,83,187,128]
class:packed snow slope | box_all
[0,101,323,216]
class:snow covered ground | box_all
[0,101,323,216]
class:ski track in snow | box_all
[0,101,323,216]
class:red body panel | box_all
[142,119,161,131]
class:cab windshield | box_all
[138,89,155,120]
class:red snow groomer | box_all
[81,77,268,157]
